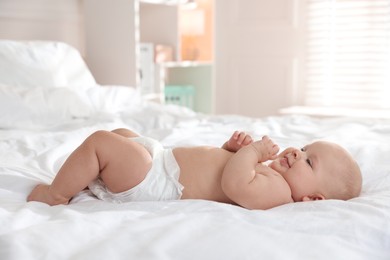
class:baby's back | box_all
[173,146,235,204]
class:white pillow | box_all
[0,84,143,129]
[0,85,94,129]
[0,40,96,88]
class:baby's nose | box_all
[292,149,301,159]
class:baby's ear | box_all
[302,193,325,201]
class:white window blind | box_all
[305,0,390,109]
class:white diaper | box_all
[88,136,184,203]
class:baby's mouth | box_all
[280,157,290,168]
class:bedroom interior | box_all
[0,0,389,259]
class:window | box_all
[304,0,390,109]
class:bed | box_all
[0,40,389,260]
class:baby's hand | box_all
[224,131,253,152]
[251,136,279,162]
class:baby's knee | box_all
[85,130,112,145]
[111,128,138,138]
[111,128,127,134]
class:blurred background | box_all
[1,0,389,118]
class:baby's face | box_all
[269,141,346,202]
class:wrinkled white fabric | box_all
[0,109,389,260]
[0,40,389,260]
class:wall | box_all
[0,0,85,54]
[83,0,137,86]
[214,0,306,117]
[0,0,138,87]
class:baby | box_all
[28,128,362,210]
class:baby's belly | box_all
[173,147,235,203]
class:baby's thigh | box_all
[98,134,152,193]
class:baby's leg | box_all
[27,130,152,205]
[111,128,139,138]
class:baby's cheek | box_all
[270,160,289,175]
[269,161,280,171]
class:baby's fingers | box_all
[241,135,253,146]
[231,131,240,140]
[236,132,251,145]
[262,136,279,158]
[269,144,280,159]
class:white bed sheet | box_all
[0,89,390,259]
[0,40,389,259]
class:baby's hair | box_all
[329,153,362,200]
[314,141,362,201]
[341,158,362,200]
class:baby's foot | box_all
[27,184,69,206]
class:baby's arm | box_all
[221,136,293,209]
[222,131,253,152]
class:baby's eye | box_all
[301,147,305,152]
[306,158,312,168]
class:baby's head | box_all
[269,141,362,202]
